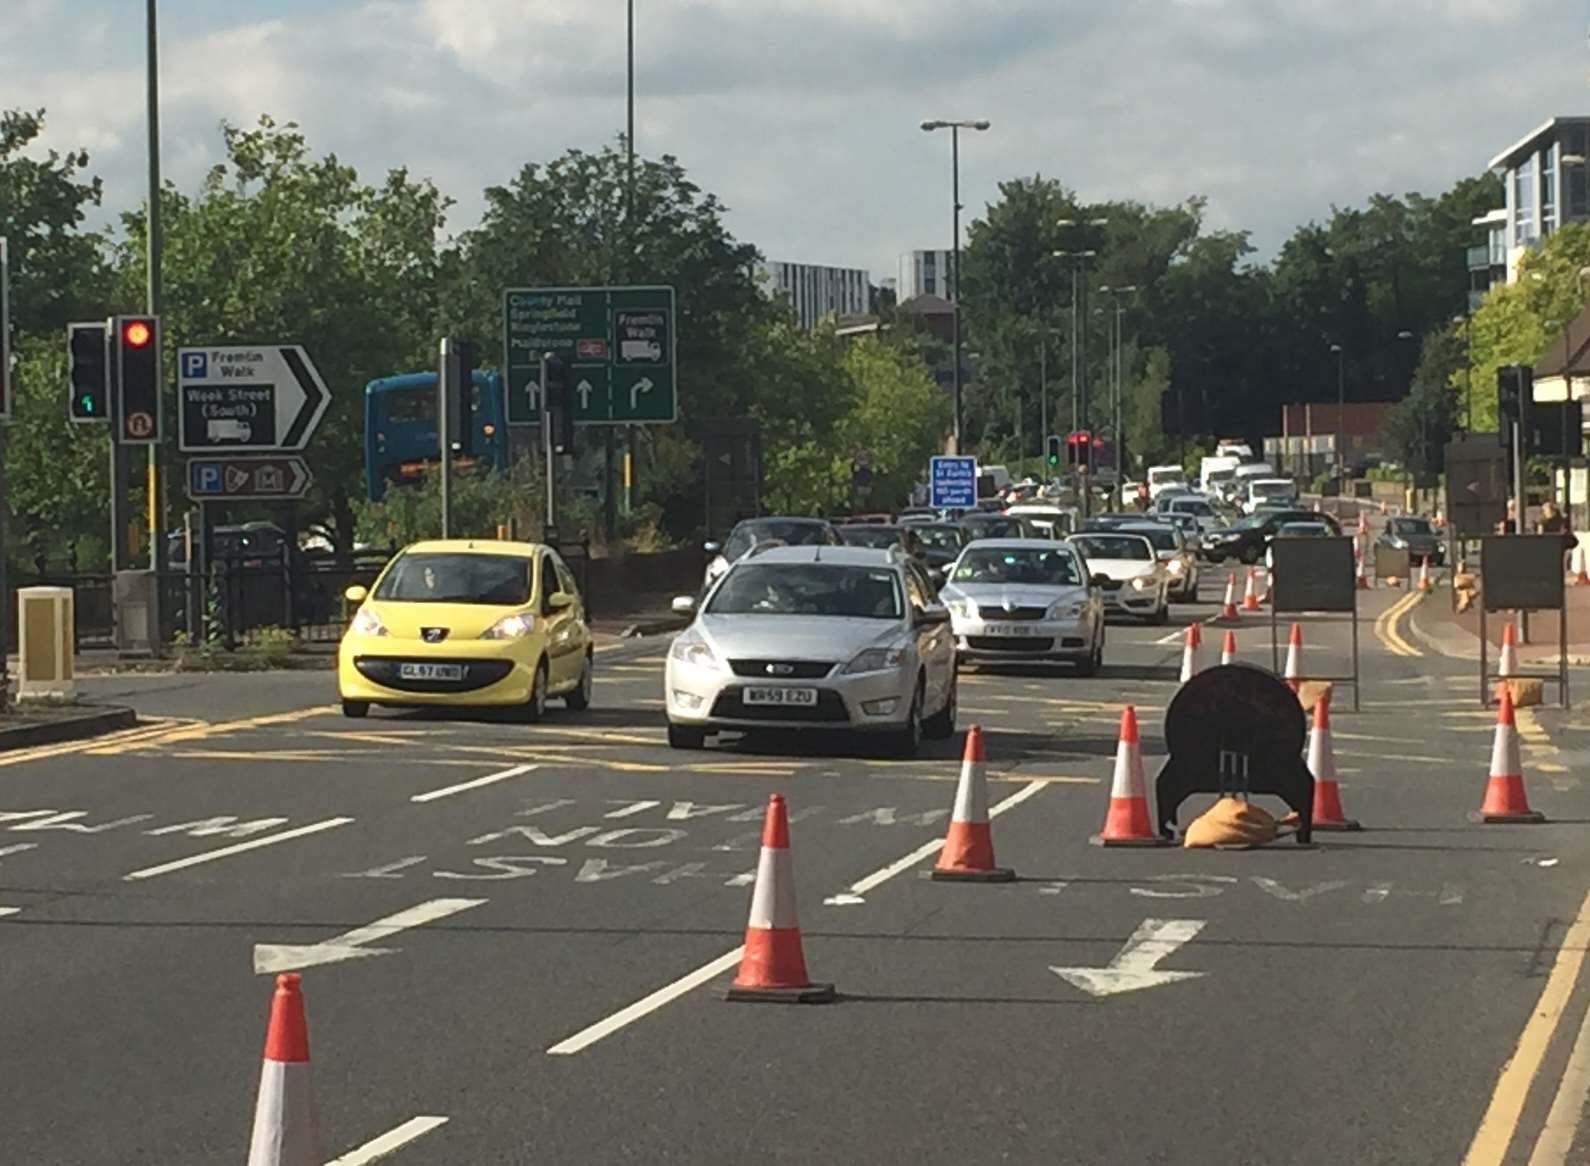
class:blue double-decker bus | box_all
[363,370,511,502]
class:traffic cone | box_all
[1220,573,1239,621]
[1357,511,1368,537]
[1416,557,1431,592]
[1499,621,1520,679]
[1241,567,1260,612]
[1479,685,1546,824]
[247,973,324,1166]
[726,794,835,1002]
[1283,622,1305,692]
[932,726,1014,882]
[1307,689,1360,831]
[1092,706,1168,847]
[1355,547,1369,590]
[1178,623,1204,684]
[1220,629,1237,666]
[1573,543,1590,586]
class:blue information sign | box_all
[929,455,978,508]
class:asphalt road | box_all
[8,580,1590,1163]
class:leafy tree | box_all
[1383,330,1462,478]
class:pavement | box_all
[7,585,1590,1162]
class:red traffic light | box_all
[123,320,153,348]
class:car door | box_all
[552,553,590,666]
[538,551,579,690]
[903,563,950,709]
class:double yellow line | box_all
[1373,589,1424,657]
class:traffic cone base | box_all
[727,794,835,1004]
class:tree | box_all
[1383,330,1462,480]
[841,338,950,508]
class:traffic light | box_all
[1497,364,1530,447]
[1067,430,1093,472]
[1045,434,1062,468]
[542,352,576,454]
[68,322,110,422]
[112,314,161,444]
[439,337,477,457]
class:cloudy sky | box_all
[8,0,1590,283]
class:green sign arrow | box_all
[502,285,676,426]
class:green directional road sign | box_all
[502,285,677,426]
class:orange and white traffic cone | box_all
[1242,567,1260,612]
[1220,629,1237,666]
[1283,622,1305,692]
[1092,706,1168,847]
[932,726,1014,882]
[1178,623,1204,684]
[1357,510,1368,537]
[1355,547,1369,590]
[1220,573,1239,621]
[1573,542,1590,586]
[247,973,324,1166]
[1416,557,1431,592]
[1479,685,1545,824]
[1499,621,1520,679]
[727,794,835,1002]
[1307,689,1360,831]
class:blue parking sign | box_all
[192,462,222,496]
[181,351,208,380]
[929,456,978,508]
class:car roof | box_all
[1279,522,1330,533]
[735,516,829,528]
[402,539,545,557]
[1070,531,1153,545]
[959,538,1073,552]
[744,545,898,567]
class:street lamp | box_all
[921,118,991,452]
[1099,284,1139,501]
[1329,343,1345,484]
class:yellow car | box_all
[337,539,593,720]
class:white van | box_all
[1147,465,1188,500]
[1243,477,1297,514]
[1198,455,1240,494]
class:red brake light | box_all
[124,321,152,347]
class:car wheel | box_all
[1075,635,1101,678]
[519,659,549,723]
[1150,601,1169,626]
[668,723,706,750]
[1239,544,1260,565]
[891,681,924,758]
[341,699,369,719]
[564,653,593,710]
[924,671,957,739]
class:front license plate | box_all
[984,623,1038,637]
[743,686,818,706]
[399,662,464,681]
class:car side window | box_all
[903,566,930,611]
[553,555,579,600]
[540,554,559,615]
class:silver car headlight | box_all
[349,606,388,636]
[1049,600,1084,619]
[1166,558,1186,576]
[843,640,910,675]
[481,613,536,640]
[1387,536,1407,549]
[1130,576,1155,592]
[669,630,721,670]
[945,598,975,618]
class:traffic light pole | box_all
[438,338,454,539]
[146,0,168,639]
[541,352,558,545]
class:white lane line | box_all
[122,817,354,881]
[410,763,540,803]
[254,897,487,974]
[546,780,1048,1056]
[327,1115,449,1165]
[0,907,19,918]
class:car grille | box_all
[727,660,835,679]
[354,657,514,694]
[1097,580,1124,592]
[710,689,849,722]
[981,606,1048,621]
[965,637,1056,653]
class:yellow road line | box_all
[1464,883,1590,1166]
[0,717,194,767]
[90,705,335,754]
[1374,590,1423,657]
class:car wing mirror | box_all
[703,541,722,555]
[547,592,574,611]
[671,595,697,614]
[344,585,368,603]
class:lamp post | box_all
[1329,343,1345,485]
[1038,325,1062,476]
[1099,284,1138,503]
[921,118,990,452]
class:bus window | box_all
[364,370,509,502]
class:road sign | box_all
[176,345,330,453]
[930,455,977,508]
[502,286,676,426]
[186,455,313,502]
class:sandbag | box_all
[1183,797,1279,848]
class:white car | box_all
[701,517,842,590]
[1004,504,1076,538]
[940,540,1104,675]
[1120,522,1199,602]
[1243,477,1298,515]
[665,545,957,756]
[1147,465,1188,499]
[1163,494,1223,534]
[1066,532,1169,624]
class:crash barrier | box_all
[1267,537,1360,711]
[1478,535,1568,708]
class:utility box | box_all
[18,586,76,701]
[113,570,156,655]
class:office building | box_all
[899,249,957,300]
[758,261,870,330]
[1473,117,1590,287]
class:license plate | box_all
[743,686,818,706]
[984,624,1037,637]
[399,662,464,681]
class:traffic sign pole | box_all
[540,352,557,545]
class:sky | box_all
[8,0,1590,284]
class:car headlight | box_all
[1387,537,1406,549]
[1130,576,1155,591]
[945,598,975,618]
[349,606,387,636]
[843,640,910,675]
[481,613,536,640]
[1166,559,1186,576]
[669,630,721,670]
[1048,600,1084,619]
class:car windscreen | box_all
[1252,480,1295,497]
[914,525,966,552]
[962,518,1022,538]
[724,521,829,561]
[374,553,532,605]
[1123,526,1179,551]
[706,564,903,619]
[1149,469,1186,484]
[839,526,903,549]
[1171,499,1215,516]
[1391,518,1433,535]
[1071,536,1153,562]
[952,547,1081,586]
[1279,524,1330,537]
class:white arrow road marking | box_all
[1051,918,1207,997]
[631,376,654,410]
[577,380,593,409]
[253,897,486,974]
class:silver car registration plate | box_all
[743,686,818,706]
[399,662,464,681]
[984,624,1038,637]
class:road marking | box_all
[254,897,486,974]
[123,816,353,881]
[1374,590,1423,657]
[89,707,334,754]
[1051,918,1208,997]
[1463,882,1590,1166]
[411,763,540,803]
[0,719,190,767]
[547,780,1048,1055]
[1527,984,1590,1164]
[0,907,19,918]
[327,1115,449,1165]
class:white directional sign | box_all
[177,345,330,453]
[1049,918,1207,997]
[252,897,485,975]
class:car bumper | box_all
[664,658,916,733]
[1101,587,1163,616]
[337,636,537,706]
[948,613,1093,660]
